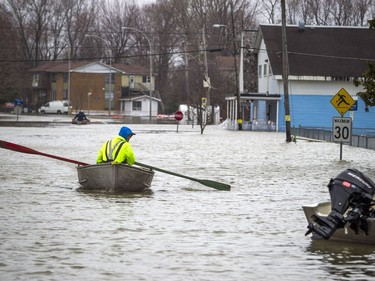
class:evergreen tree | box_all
[353,18,375,111]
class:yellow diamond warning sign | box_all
[330,88,355,116]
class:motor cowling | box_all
[306,169,375,239]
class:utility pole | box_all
[230,1,242,130]
[183,42,190,101]
[281,0,292,142]
[201,26,213,126]
[202,27,210,107]
[183,42,193,127]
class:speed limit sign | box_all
[332,117,352,143]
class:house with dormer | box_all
[114,63,161,117]
[30,61,160,116]
[225,24,375,133]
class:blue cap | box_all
[118,126,135,139]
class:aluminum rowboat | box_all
[303,202,375,244]
[72,119,90,125]
[77,163,154,192]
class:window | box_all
[258,65,262,77]
[32,73,39,87]
[63,73,68,82]
[264,64,268,76]
[105,73,115,83]
[104,73,115,110]
[63,90,68,100]
[132,101,142,111]
[104,91,114,110]
[51,90,56,101]
[142,75,150,83]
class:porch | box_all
[224,93,281,131]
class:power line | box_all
[0,48,221,63]
[1,46,374,64]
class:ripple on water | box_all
[1,125,375,280]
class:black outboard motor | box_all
[306,169,375,239]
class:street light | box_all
[87,92,92,115]
[85,34,112,116]
[213,23,242,130]
[68,50,71,112]
[122,26,153,121]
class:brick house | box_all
[30,61,160,116]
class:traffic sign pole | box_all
[330,88,355,161]
[174,111,184,133]
[332,116,352,160]
[340,116,343,161]
[14,98,23,122]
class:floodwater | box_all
[1,114,375,281]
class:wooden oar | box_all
[0,140,231,191]
[135,161,231,191]
[0,140,89,166]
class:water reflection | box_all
[306,240,375,279]
[76,188,154,197]
[1,122,375,281]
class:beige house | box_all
[30,61,160,116]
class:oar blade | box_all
[135,161,231,191]
[0,139,89,166]
[197,179,231,191]
[0,140,36,154]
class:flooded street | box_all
[1,115,375,280]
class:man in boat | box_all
[96,126,136,165]
[73,111,88,122]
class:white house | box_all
[120,95,160,117]
[115,63,161,117]
[225,24,375,133]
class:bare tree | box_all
[259,0,281,23]
[143,0,180,112]
[307,0,333,25]
[137,0,259,131]
[284,0,374,26]
[65,0,96,60]
[352,0,374,26]
[1,0,374,117]
[3,0,53,67]
[90,0,141,64]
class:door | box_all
[129,76,135,89]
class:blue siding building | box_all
[225,24,375,133]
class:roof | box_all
[258,25,375,78]
[113,63,150,75]
[119,94,161,102]
[30,61,151,75]
[29,61,91,72]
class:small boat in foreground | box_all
[77,163,154,192]
[303,169,375,244]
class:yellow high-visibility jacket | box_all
[96,136,135,165]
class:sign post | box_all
[14,98,23,122]
[175,111,183,132]
[330,88,355,160]
[332,117,352,160]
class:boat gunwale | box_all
[76,162,154,192]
